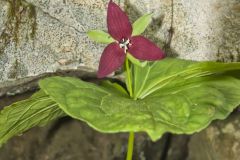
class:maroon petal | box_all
[97,42,126,78]
[128,36,165,60]
[107,0,132,41]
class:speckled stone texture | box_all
[0,0,117,96]
[187,112,240,160]
[0,0,239,96]
[126,0,240,61]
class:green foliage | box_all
[132,13,153,36]
[0,90,65,145]
[1,58,240,145]
[39,68,240,141]
[142,75,240,140]
[87,30,115,44]
[133,58,240,99]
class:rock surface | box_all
[0,118,131,160]
[126,0,240,61]
[0,118,189,160]
[0,0,113,96]
[0,0,239,95]
[187,111,240,160]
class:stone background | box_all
[0,0,239,95]
[0,0,240,159]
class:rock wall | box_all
[0,0,111,96]
[0,0,239,95]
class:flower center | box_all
[119,38,131,53]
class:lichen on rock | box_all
[0,0,37,55]
[216,1,240,62]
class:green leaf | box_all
[0,90,65,145]
[144,75,240,140]
[87,30,115,44]
[133,58,240,99]
[39,74,240,141]
[132,13,153,36]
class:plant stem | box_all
[125,58,135,160]
[125,58,133,97]
[126,132,135,160]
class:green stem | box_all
[126,132,135,160]
[125,58,135,160]
[125,58,133,97]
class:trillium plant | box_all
[0,0,240,159]
[95,0,164,78]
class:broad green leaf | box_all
[0,90,65,145]
[133,58,240,99]
[39,76,240,141]
[132,13,153,36]
[87,30,115,44]
[143,75,240,139]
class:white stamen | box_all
[119,38,131,53]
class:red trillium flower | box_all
[98,0,165,78]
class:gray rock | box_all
[187,112,240,160]
[126,0,240,61]
[0,0,239,96]
[0,117,169,160]
[0,0,123,96]
[165,135,190,160]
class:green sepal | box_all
[132,13,153,36]
[87,30,115,44]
